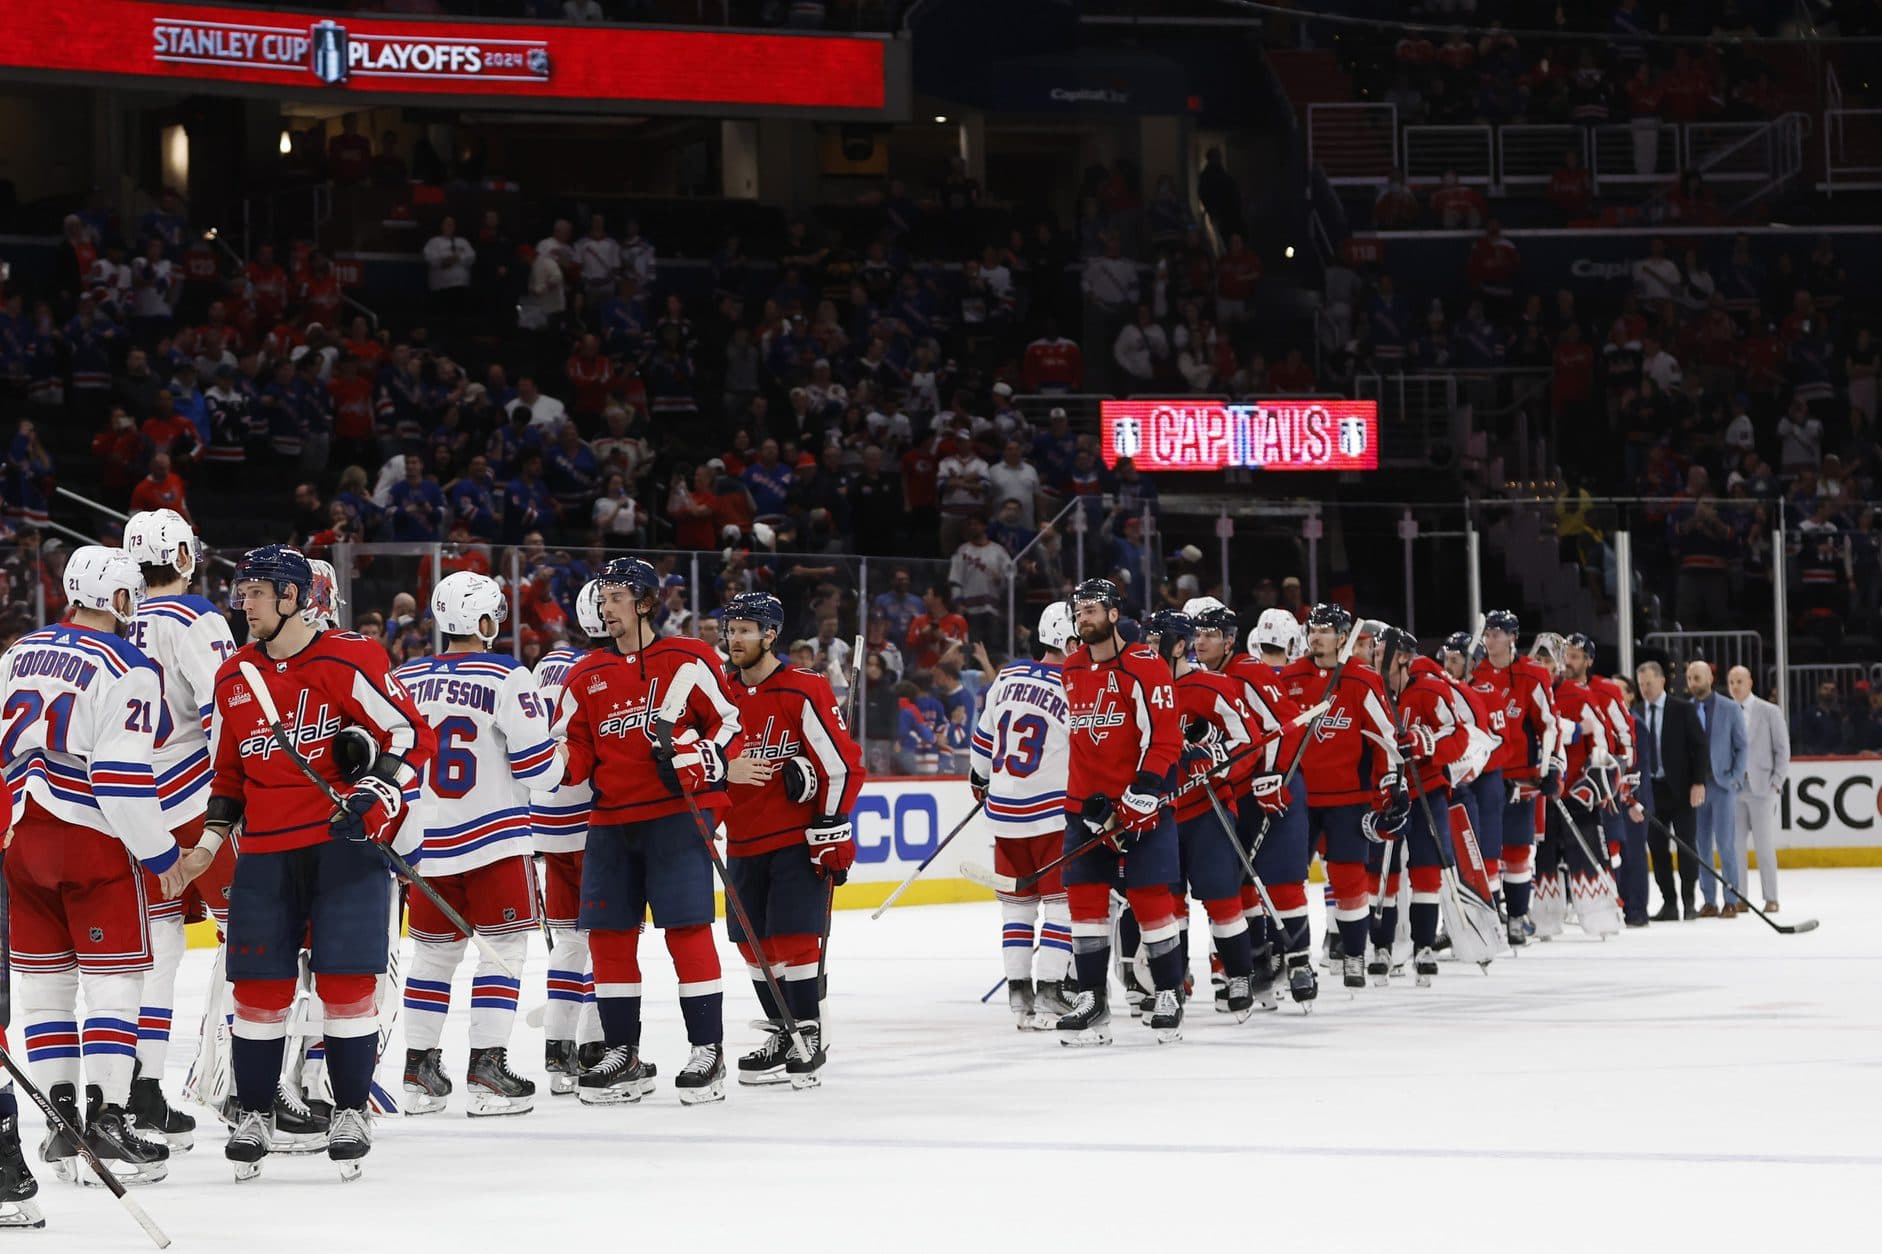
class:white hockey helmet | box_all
[1252,607,1303,656]
[1181,595,1227,619]
[122,509,197,580]
[432,570,507,645]
[575,579,605,638]
[303,558,345,627]
[64,545,145,624]
[1036,601,1078,655]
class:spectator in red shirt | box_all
[326,114,373,185]
[1659,49,1719,122]
[900,432,941,555]
[1215,232,1263,322]
[1466,220,1521,316]
[1373,172,1421,230]
[1429,169,1486,229]
[1270,348,1317,393]
[1021,320,1084,392]
[1552,323,1595,417]
[245,242,289,327]
[906,586,969,671]
[301,255,343,328]
[328,355,377,468]
[91,409,144,504]
[565,333,615,424]
[1549,149,1594,220]
[129,451,192,522]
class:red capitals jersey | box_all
[724,663,865,857]
[557,636,745,826]
[1472,656,1557,780]
[1061,644,1180,811]
[1421,657,1500,785]
[1173,667,1256,823]
[1586,674,1636,769]
[1395,671,1469,795]
[1552,678,1606,785]
[1223,653,1305,775]
[210,631,436,855]
[1277,657,1398,807]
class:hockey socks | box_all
[668,926,724,1046]
[737,935,818,1027]
[1327,862,1373,957]
[1204,902,1255,977]
[19,970,141,1109]
[589,929,644,1051]
[135,914,186,1079]
[1038,900,1073,983]
[1001,902,1036,982]
[544,931,596,1043]
[402,938,462,1052]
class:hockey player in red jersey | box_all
[4,547,206,1188]
[1375,631,1470,986]
[1471,610,1561,945]
[1195,602,1315,1007]
[1562,633,1644,923]
[721,593,863,1086]
[1276,603,1403,990]
[208,545,436,1181]
[1140,610,1264,1020]
[1530,633,1623,938]
[1054,579,1186,1045]
[555,557,745,1105]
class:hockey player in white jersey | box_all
[969,603,1077,1029]
[121,509,237,1152]
[392,572,561,1115]
[3,546,213,1187]
[531,580,606,1093]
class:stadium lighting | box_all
[278,129,292,155]
[1284,245,1295,259]
[933,115,948,124]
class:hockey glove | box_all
[655,734,728,795]
[969,769,989,806]
[806,816,855,884]
[1117,772,1164,838]
[1567,778,1599,811]
[781,755,819,806]
[1249,772,1289,815]
[1397,723,1438,762]
[331,774,403,844]
[1361,807,1408,843]
[1539,762,1564,798]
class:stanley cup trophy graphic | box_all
[312,20,350,85]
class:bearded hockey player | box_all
[1530,633,1623,938]
[209,545,435,1181]
[1054,579,1185,1045]
[3,547,203,1189]
[971,602,1077,1030]
[122,508,237,1151]
[393,572,561,1116]
[1472,610,1561,945]
[721,593,863,1085]
[554,557,744,1105]
[533,580,606,1094]
[1277,603,1403,990]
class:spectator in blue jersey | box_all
[488,404,543,477]
[988,496,1037,557]
[892,680,939,774]
[871,566,924,641]
[333,464,383,539]
[545,424,600,531]
[389,456,447,542]
[743,438,794,516]
[504,451,557,543]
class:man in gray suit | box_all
[1686,660,1749,917]
[1728,665,1790,912]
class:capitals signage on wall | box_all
[0,0,890,113]
[1100,400,1380,472]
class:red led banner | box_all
[0,1,888,112]
[1100,399,1381,472]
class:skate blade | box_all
[45,1157,77,1186]
[270,1135,329,1156]
[677,1080,727,1105]
[1058,1027,1114,1047]
[466,1091,536,1118]
[737,1068,791,1087]
[336,1160,363,1183]
[576,1079,654,1106]
[0,1200,45,1229]
[1230,1005,1256,1024]
[1370,974,1389,988]
[80,1160,167,1188]
[786,1071,823,1091]
[1153,1026,1184,1044]
[1415,973,1434,988]
[400,1092,449,1116]
[233,1161,264,1182]
[548,1076,578,1096]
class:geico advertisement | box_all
[1778,758,1882,846]
[840,777,979,883]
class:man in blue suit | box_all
[1685,660,1749,917]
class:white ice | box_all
[21,869,1882,1253]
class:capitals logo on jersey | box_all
[237,690,342,761]
[1313,706,1353,743]
[595,676,664,742]
[746,715,804,761]
[1070,671,1129,742]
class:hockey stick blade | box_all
[871,799,984,919]
[959,859,1020,895]
[1642,812,1819,935]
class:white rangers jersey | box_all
[968,659,1071,840]
[529,646,592,854]
[126,593,237,823]
[391,651,561,877]
[1,624,178,871]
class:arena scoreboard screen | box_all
[1099,399,1380,473]
[0,0,893,116]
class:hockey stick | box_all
[235,660,520,980]
[1548,794,1624,902]
[1244,623,1364,864]
[1200,778,1284,928]
[0,1044,171,1248]
[526,854,556,952]
[813,634,868,1006]
[960,706,1325,895]
[870,798,985,919]
[654,680,817,1072]
[1641,812,1819,934]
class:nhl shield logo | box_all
[1112,416,1142,460]
[503,907,517,923]
[311,21,350,85]
[89,926,105,944]
[1338,417,1368,458]
[527,47,551,77]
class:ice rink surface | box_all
[22,869,1882,1253]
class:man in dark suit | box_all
[1634,659,1712,920]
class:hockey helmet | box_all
[233,544,314,612]
[1377,625,1420,677]
[1252,607,1302,655]
[1141,608,1196,661]
[1035,601,1077,655]
[1529,630,1566,668]
[596,556,660,601]
[64,545,144,625]
[1181,595,1227,618]
[1564,631,1597,665]
[1304,602,1354,636]
[432,570,507,645]
[575,579,605,638]
[1437,630,1474,660]
[303,558,346,627]
[1483,608,1521,638]
[724,592,785,637]
[1070,577,1121,612]
[122,509,197,579]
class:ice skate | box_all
[1007,979,1037,1030]
[676,1044,727,1105]
[784,1024,826,1090]
[1211,970,1230,1014]
[82,1105,168,1187]
[1121,967,1151,1018]
[1225,975,1257,1023]
[1147,988,1184,1043]
[1287,957,1319,1012]
[36,1084,81,1185]
[401,1047,452,1115]
[576,1047,658,1105]
[225,1107,273,1182]
[1342,953,1366,990]
[545,1039,579,1096]
[0,1108,43,1229]
[270,1083,329,1154]
[738,1024,793,1086]
[466,1046,536,1117]
[129,1072,195,1151]
[1414,946,1438,988]
[1057,988,1113,1047]
[1367,946,1391,987]
[1507,914,1529,949]
[1032,979,1074,1029]
[327,1107,371,1182]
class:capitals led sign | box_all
[1099,399,1380,472]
